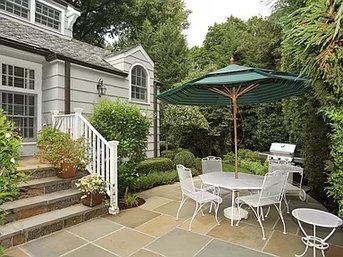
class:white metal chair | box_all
[202,156,223,174]
[269,162,306,213]
[235,170,289,240]
[176,164,222,231]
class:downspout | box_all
[153,81,159,157]
[65,61,71,114]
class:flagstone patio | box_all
[5,178,343,257]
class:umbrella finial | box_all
[230,56,235,64]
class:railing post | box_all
[108,140,119,215]
[51,110,59,127]
[73,108,83,139]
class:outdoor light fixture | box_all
[96,78,107,97]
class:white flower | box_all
[5,133,11,138]
[10,158,15,163]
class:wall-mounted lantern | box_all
[96,79,107,97]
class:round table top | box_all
[199,172,264,191]
[292,208,343,228]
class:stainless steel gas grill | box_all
[267,143,296,163]
[266,143,307,207]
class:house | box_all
[0,0,159,158]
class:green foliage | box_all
[279,0,343,214]
[223,149,267,175]
[137,158,174,174]
[117,163,139,198]
[65,0,134,45]
[37,127,65,145]
[326,107,343,217]
[173,150,196,168]
[132,170,178,192]
[123,187,139,207]
[0,109,25,225]
[239,160,268,176]
[90,99,151,164]
[43,133,89,172]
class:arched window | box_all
[131,65,148,102]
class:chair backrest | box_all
[258,170,289,205]
[269,162,303,183]
[202,156,222,174]
[176,164,195,196]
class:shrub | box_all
[238,149,261,161]
[161,148,183,160]
[132,170,178,192]
[239,159,268,175]
[117,163,139,198]
[174,150,195,168]
[0,109,25,225]
[90,99,151,164]
[137,158,174,174]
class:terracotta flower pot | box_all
[56,162,78,178]
[81,192,103,207]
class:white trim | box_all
[34,0,65,33]
[0,55,42,139]
[129,63,150,104]
[105,45,154,68]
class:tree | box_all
[66,0,135,46]
[279,0,343,214]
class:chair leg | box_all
[275,203,287,235]
[213,200,220,225]
[256,207,266,240]
[283,194,290,214]
[176,194,187,221]
[189,202,203,231]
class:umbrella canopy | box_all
[158,64,307,106]
[157,64,308,178]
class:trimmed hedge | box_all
[132,170,179,192]
[137,158,174,174]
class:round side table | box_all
[292,208,343,257]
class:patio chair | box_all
[202,156,223,174]
[235,170,289,240]
[269,162,306,213]
[176,164,222,231]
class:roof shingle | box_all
[0,18,125,75]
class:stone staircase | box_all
[0,158,108,248]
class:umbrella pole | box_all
[231,93,239,179]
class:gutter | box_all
[0,37,128,77]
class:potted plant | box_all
[76,174,106,207]
[37,127,64,163]
[43,133,89,178]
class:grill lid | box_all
[269,143,296,156]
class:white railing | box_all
[51,108,119,214]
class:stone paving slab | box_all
[195,239,276,257]
[19,231,87,257]
[145,228,211,257]
[93,227,154,257]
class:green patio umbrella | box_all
[157,63,308,178]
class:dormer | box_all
[0,0,80,39]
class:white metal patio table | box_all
[292,208,343,257]
[199,172,264,226]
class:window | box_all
[0,0,30,19]
[131,65,148,102]
[35,1,61,30]
[1,92,36,140]
[2,64,35,89]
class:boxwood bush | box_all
[137,158,174,174]
[174,150,195,168]
[132,170,179,192]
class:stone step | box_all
[18,157,56,180]
[18,176,82,199]
[0,203,108,248]
[1,189,82,223]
